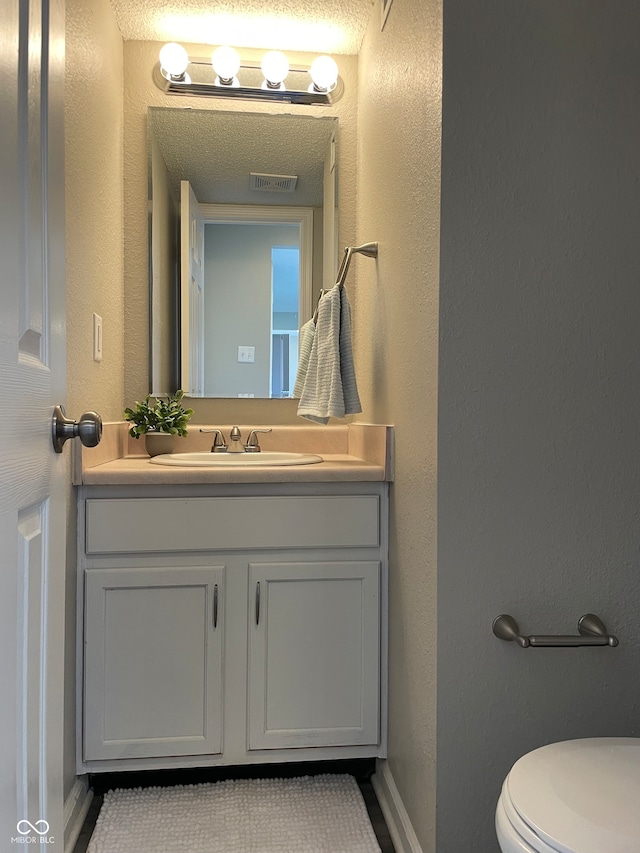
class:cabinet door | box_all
[248,561,380,749]
[84,565,224,760]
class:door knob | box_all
[52,405,102,453]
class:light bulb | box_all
[261,51,289,89]
[159,43,189,79]
[211,46,241,86]
[309,55,339,92]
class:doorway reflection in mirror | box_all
[202,223,302,398]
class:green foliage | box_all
[124,390,194,439]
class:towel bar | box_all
[335,242,378,289]
[313,242,378,322]
[492,613,618,648]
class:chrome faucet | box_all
[228,425,244,452]
[201,425,272,453]
[199,428,227,453]
[244,428,272,453]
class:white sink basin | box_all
[149,451,323,467]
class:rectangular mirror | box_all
[148,107,338,399]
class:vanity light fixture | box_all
[158,42,190,82]
[154,44,343,105]
[308,55,339,93]
[211,46,241,87]
[260,51,289,91]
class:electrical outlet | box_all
[237,345,255,363]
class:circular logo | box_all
[16,820,50,836]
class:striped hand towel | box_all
[297,284,362,423]
[293,318,316,399]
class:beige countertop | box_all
[74,423,394,486]
[79,453,386,485]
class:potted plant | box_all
[124,390,194,457]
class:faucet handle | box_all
[199,428,228,452]
[245,428,272,453]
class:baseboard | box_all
[64,776,93,853]
[371,760,424,853]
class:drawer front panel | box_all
[85,496,379,554]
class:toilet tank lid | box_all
[506,738,640,853]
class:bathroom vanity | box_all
[75,424,391,774]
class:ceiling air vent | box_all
[250,173,298,193]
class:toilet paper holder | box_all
[492,613,619,648]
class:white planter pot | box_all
[144,432,175,457]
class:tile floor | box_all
[72,762,395,853]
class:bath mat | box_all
[87,773,381,853]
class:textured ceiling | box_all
[109,0,374,54]
[149,108,337,207]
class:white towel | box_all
[297,284,362,423]
[293,317,316,398]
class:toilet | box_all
[496,738,640,853]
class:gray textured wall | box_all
[438,2,640,850]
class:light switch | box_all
[237,345,255,363]
[93,313,103,362]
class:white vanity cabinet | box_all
[83,564,225,760]
[247,560,380,750]
[77,482,388,773]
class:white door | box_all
[83,566,225,761]
[180,181,205,396]
[0,0,67,848]
[248,561,380,750]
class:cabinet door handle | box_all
[255,581,260,626]
[213,584,219,629]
